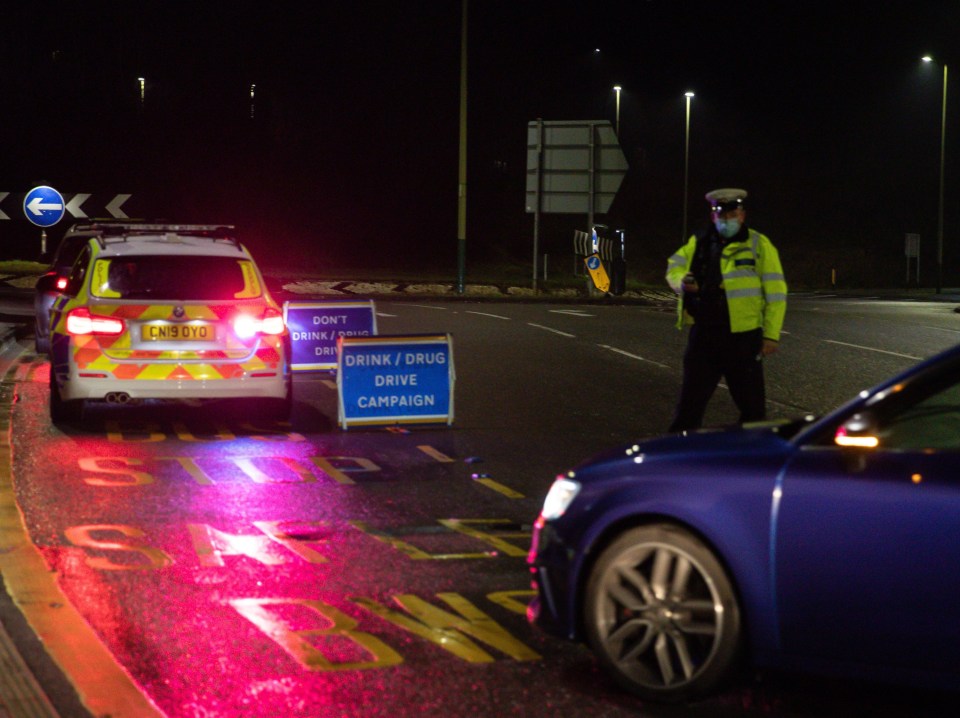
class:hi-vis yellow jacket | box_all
[666,229,787,341]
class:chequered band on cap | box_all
[705,188,747,209]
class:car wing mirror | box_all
[834,411,880,472]
[35,272,60,293]
[834,411,880,449]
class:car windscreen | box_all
[90,256,261,300]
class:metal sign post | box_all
[905,233,920,285]
[532,119,543,291]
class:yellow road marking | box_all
[417,445,454,462]
[472,478,525,499]
[0,354,164,717]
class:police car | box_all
[47,224,291,424]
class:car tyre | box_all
[35,320,50,355]
[584,523,742,703]
[49,367,83,426]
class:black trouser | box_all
[668,325,765,432]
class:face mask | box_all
[714,218,741,238]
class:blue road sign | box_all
[337,334,455,429]
[23,186,65,227]
[283,300,377,371]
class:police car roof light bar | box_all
[89,224,240,249]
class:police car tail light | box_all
[65,307,125,336]
[233,308,285,339]
[261,307,285,335]
[56,276,68,291]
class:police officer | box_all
[665,188,787,432]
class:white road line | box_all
[549,309,594,317]
[527,323,575,337]
[598,344,672,369]
[466,310,511,320]
[918,324,960,334]
[824,339,922,361]
[376,312,397,317]
[407,304,448,310]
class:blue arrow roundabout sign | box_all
[23,186,66,227]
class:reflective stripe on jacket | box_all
[665,229,787,341]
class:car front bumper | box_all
[527,516,579,641]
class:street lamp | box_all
[613,85,622,136]
[138,77,145,107]
[922,55,947,293]
[682,91,695,241]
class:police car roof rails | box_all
[90,223,240,249]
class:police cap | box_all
[705,188,747,212]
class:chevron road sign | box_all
[1,191,133,222]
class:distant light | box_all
[912,473,923,484]
[595,48,601,53]
[922,55,934,63]
[685,91,695,98]
[613,85,622,92]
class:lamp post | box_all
[922,56,947,293]
[682,91,695,241]
[138,77,145,108]
[456,0,468,294]
[613,85,622,136]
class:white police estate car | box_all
[47,224,291,424]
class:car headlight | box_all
[541,476,581,520]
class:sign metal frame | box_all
[336,334,455,430]
[283,300,377,372]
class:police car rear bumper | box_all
[58,373,289,402]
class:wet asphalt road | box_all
[4,296,960,717]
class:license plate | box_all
[144,324,213,341]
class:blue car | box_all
[528,343,960,703]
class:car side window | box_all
[876,374,960,451]
[64,247,91,297]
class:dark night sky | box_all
[1,1,957,286]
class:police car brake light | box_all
[233,308,285,339]
[261,307,285,335]
[66,307,125,336]
[56,276,68,290]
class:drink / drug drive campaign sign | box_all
[283,300,377,371]
[337,334,455,429]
